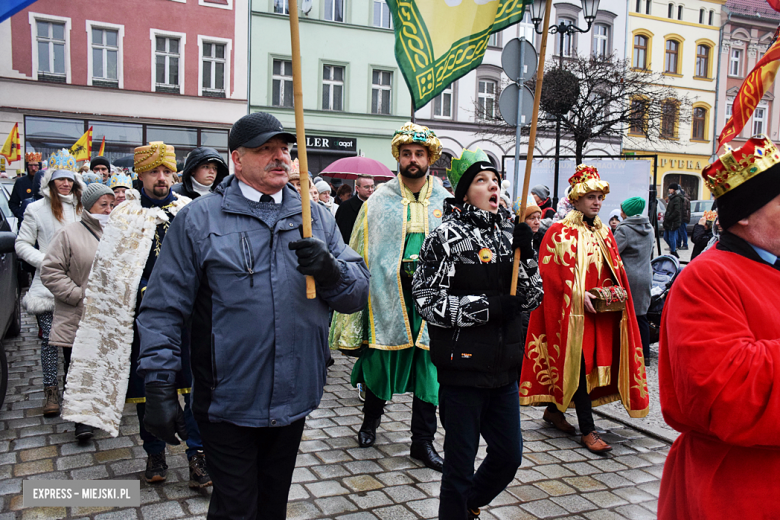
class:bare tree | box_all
[475,53,695,163]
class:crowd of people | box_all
[7,113,779,520]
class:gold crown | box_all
[702,135,780,198]
[25,152,42,163]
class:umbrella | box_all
[320,156,394,180]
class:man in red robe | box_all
[519,165,649,454]
[658,135,780,519]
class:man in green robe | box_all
[330,123,450,471]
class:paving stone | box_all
[642,464,665,478]
[291,467,318,483]
[581,490,630,509]
[0,479,22,495]
[70,465,110,479]
[11,436,46,450]
[344,460,384,474]
[316,449,354,464]
[96,436,135,450]
[534,479,576,496]
[549,449,588,463]
[525,452,561,465]
[378,456,417,472]
[19,425,54,438]
[376,471,414,487]
[535,464,576,479]
[520,499,570,518]
[614,504,656,519]
[406,468,442,483]
[550,494,598,513]
[489,506,537,520]
[95,448,133,463]
[305,480,349,497]
[583,509,629,519]
[348,490,393,509]
[60,441,97,456]
[140,501,186,520]
[20,507,68,520]
[405,498,439,518]
[383,484,427,503]
[588,458,629,473]
[637,480,661,498]
[346,447,384,460]
[612,486,656,504]
[592,472,634,489]
[373,505,418,520]
[162,483,201,500]
[336,513,378,520]
[613,454,652,468]
[94,509,139,520]
[70,507,115,516]
[507,484,549,502]
[315,496,359,515]
[343,474,384,492]
[184,497,210,515]
[14,459,53,476]
[110,459,148,476]
[55,453,95,470]
[19,445,58,462]
[311,464,351,479]
[640,498,658,513]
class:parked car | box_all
[686,199,715,235]
[0,200,21,408]
[653,198,667,237]
[0,180,17,231]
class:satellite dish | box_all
[301,0,313,14]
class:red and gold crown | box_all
[25,152,42,163]
[703,135,780,198]
[568,164,610,201]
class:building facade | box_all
[716,0,780,153]
[622,0,724,199]
[0,0,248,173]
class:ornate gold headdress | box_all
[134,142,177,173]
[391,123,442,163]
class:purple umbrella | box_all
[320,156,395,180]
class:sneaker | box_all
[357,383,366,402]
[188,451,212,489]
[145,453,168,483]
[679,245,689,250]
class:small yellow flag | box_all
[70,127,93,162]
[1,123,21,162]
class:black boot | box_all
[410,441,444,472]
[358,416,381,448]
[74,423,94,443]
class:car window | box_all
[0,189,12,220]
[701,200,713,211]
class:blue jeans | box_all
[663,228,678,254]
[678,225,689,248]
[438,381,523,520]
[137,393,203,459]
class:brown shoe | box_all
[42,386,60,417]
[582,431,612,454]
[542,407,576,435]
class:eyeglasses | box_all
[359,185,375,191]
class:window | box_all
[708,10,713,25]
[629,98,647,135]
[695,45,709,78]
[593,24,609,58]
[373,0,391,28]
[692,107,706,140]
[661,101,677,138]
[699,8,705,23]
[478,79,497,119]
[155,36,180,90]
[371,70,392,115]
[36,20,66,75]
[753,107,766,135]
[668,3,674,18]
[633,35,648,69]
[488,31,501,47]
[677,5,683,20]
[433,85,453,119]
[322,65,344,111]
[273,0,289,14]
[725,101,733,119]
[646,0,651,15]
[202,42,226,96]
[665,40,679,74]
[558,18,575,56]
[636,0,641,12]
[519,10,535,41]
[324,0,344,22]
[91,28,118,84]
[729,49,742,76]
[272,59,293,107]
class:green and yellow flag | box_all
[389,0,529,110]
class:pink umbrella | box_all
[320,156,395,180]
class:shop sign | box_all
[296,135,357,152]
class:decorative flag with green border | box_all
[388,0,529,110]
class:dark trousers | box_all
[136,394,202,459]
[547,357,595,436]
[363,389,437,443]
[198,418,305,520]
[438,382,523,520]
[636,314,650,361]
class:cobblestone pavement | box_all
[1,310,670,520]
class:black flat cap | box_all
[229,112,297,152]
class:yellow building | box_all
[623,0,724,200]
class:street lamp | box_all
[530,0,601,207]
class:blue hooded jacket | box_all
[136,175,369,428]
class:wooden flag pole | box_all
[288,0,317,299]
[511,0,554,296]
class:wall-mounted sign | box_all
[294,135,357,153]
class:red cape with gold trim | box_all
[519,211,649,417]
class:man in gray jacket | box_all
[615,196,654,362]
[136,112,370,519]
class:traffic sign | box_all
[498,84,534,127]
[501,37,538,83]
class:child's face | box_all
[609,216,620,230]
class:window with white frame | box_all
[699,8,705,23]
[92,27,118,83]
[725,101,733,119]
[488,31,501,47]
[645,0,651,14]
[202,42,226,96]
[708,10,714,25]
[753,106,766,135]
[273,0,289,14]
[478,79,497,119]
[324,0,344,22]
[635,0,641,12]
[519,10,535,41]
[322,65,344,111]
[155,36,180,90]
[373,0,391,28]
[272,59,293,107]
[433,85,453,119]
[677,5,683,20]
[36,20,66,76]
[593,24,609,58]
[371,70,392,115]
[667,3,674,18]
[729,49,742,76]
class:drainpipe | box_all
[621,0,631,155]
[246,0,252,115]
[711,12,729,157]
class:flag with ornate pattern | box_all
[0,123,21,162]
[388,0,529,110]
[718,35,780,148]
[70,127,93,162]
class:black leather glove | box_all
[143,382,188,445]
[488,295,525,323]
[288,237,341,286]
[512,222,535,261]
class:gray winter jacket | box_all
[136,175,370,428]
[614,216,654,315]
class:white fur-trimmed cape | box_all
[61,190,190,436]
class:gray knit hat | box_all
[82,182,114,211]
[531,184,550,200]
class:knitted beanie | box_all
[315,180,331,194]
[621,196,646,217]
[531,184,550,200]
[82,182,114,211]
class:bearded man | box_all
[330,122,450,471]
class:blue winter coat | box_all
[136,175,369,428]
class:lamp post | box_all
[529,0,600,208]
